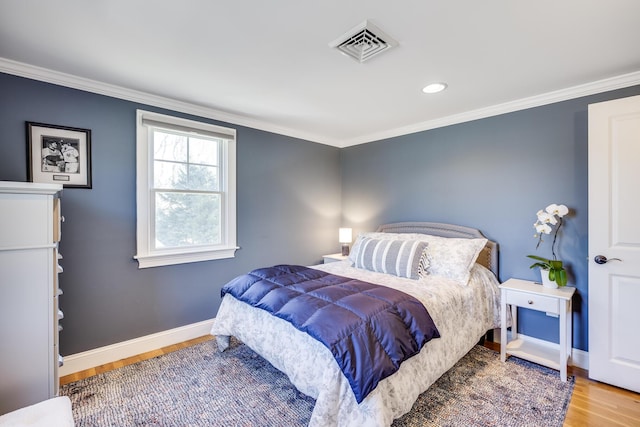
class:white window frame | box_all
[134,109,237,268]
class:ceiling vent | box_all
[329,20,397,63]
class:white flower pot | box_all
[540,269,558,289]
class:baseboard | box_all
[59,318,215,376]
[491,328,589,371]
[59,321,589,377]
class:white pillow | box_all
[419,235,487,285]
[352,236,428,280]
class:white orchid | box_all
[535,222,552,235]
[528,203,570,287]
[536,209,557,226]
[545,203,569,218]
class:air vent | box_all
[329,20,397,63]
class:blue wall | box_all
[0,72,342,355]
[341,85,640,352]
[3,70,640,355]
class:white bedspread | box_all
[211,261,501,427]
[0,397,74,427]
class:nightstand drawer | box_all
[504,290,559,314]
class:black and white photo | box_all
[27,122,92,188]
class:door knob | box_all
[594,255,622,264]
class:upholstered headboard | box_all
[376,222,499,277]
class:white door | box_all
[588,94,640,393]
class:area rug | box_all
[61,338,574,426]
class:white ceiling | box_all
[1,1,640,147]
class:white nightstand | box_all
[322,253,349,263]
[499,278,576,381]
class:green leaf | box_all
[549,260,564,269]
[527,255,550,263]
[529,262,549,269]
[556,269,568,287]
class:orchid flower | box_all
[535,222,552,235]
[546,204,569,218]
[536,210,557,225]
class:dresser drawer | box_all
[504,290,559,314]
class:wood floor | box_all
[60,336,640,426]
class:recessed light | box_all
[422,83,447,94]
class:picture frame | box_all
[26,122,92,188]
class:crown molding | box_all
[2,57,639,149]
[339,70,640,147]
[0,57,334,146]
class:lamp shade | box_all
[338,228,353,244]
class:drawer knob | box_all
[527,300,534,304]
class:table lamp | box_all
[339,227,353,256]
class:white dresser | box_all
[0,181,64,415]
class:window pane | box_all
[154,161,187,189]
[155,192,221,248]
[189,137,218,166]
[189,164,219,191]
[154,131,187,162]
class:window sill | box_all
[134,246,238,269]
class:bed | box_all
[211,222,501,427]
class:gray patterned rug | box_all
[61,338,574,426]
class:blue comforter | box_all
[220,264,440,403]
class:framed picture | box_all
[26,122,92,188]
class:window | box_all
[134,110,237,268]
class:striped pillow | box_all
[353,237,428,280]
